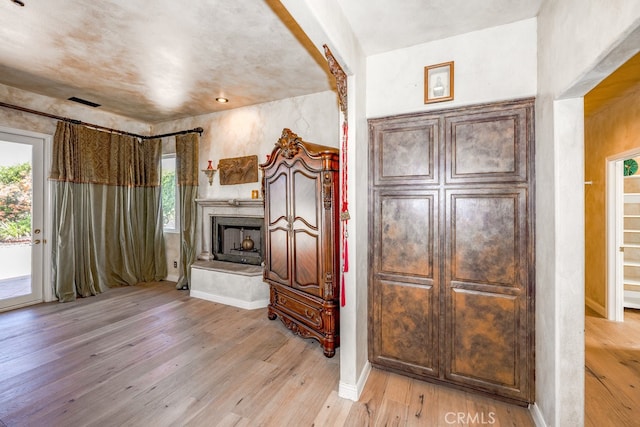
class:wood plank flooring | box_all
[0,282,533,426]
[585,307,640,427]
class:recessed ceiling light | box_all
[215,97,229,104]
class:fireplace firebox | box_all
[211,216,263,265]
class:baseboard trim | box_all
[585,296,606,317]
[624,290,640,309]
[339,361,371,401]
[164,274,179,283]
[529,403,547,427]
[190,289,268,310]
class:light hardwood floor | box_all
[0,282,533,426]
[585,307,640,427]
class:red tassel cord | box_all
[340,121,349,307]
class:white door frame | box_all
[606,148,640,321]
[0,125,52,309]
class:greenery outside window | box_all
[161,155,179,232]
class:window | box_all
[161,155,179,232]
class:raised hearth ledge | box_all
[190,260,268,310]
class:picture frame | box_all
[424,61,454,104]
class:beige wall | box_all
[152,90,340,281]
[585,85,640,309]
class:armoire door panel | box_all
[292,229,321,295]
[376,191,438,279]
[373,280,439,376]
[292,169,319,228]
[448,191,526,287]
[446,288,521,393]
[370,117,440,186]
[265,170,288,223]
[266,227,289,283]
[445,107,529,184]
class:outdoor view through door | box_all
[0,129,45,311]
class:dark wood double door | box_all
[369,98,535,404]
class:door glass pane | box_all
[0,141,32,301]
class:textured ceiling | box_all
[0,0,333,123]
[2,0,632,125]
[335,0,543,56]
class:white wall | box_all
[366,18,537,118]
[279,0,371,400]
[536,1,640,425]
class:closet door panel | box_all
[444,188,530,400]
[375,280,438,375]
[370,117,440,186]
[370,189,440,376]
[377,192,437,278]
[448,289,519,387]
[449,192,525,287]
[445,106,530,184]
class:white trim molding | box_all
[338,361,371,401]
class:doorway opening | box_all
[0,127,49,312]
[607,151,640,322]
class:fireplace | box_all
[191,198,268,310]
[211,216,263,265]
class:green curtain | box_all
[50,122,167,302]
[175,133,199,290]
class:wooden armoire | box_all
[368,98,535,404]
[261,128,340,357]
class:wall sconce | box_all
[202,160,217,186]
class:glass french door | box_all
[0,128,46,311]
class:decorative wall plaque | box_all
[218,155,258,185]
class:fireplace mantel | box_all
[195,198,264,261]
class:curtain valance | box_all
[50,122,161,187]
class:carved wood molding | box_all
[322,171,333,210]
[323,44,347,117]
[276,128,301,159]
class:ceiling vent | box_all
[67,97,101,108]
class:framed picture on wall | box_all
[424,61,454,104]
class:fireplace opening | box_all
[211,216,263,266]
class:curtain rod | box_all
[0,101,203,140]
